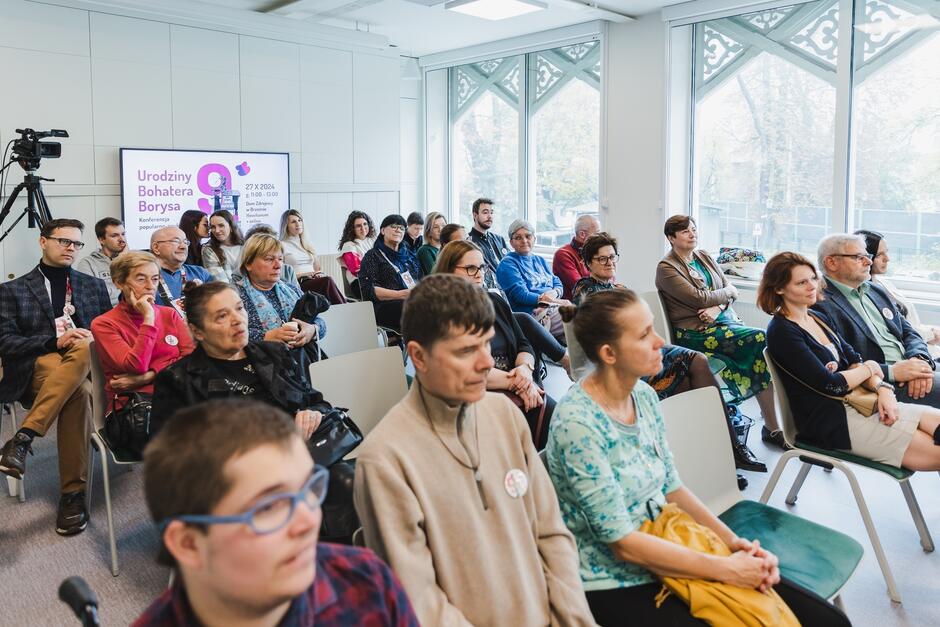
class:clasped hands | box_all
[264,318,318,348]
[505,365,543,412]
[725,537,780,593]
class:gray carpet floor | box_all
[4,371,940,625]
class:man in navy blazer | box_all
[813,233,939,407]
[0,218,111,535]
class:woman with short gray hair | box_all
[496,219,570,344]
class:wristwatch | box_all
[876,381,895,393]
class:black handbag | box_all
[307,408,363,467]
[103,392,152,459]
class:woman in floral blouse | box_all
[545,288,848,627]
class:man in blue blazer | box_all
[0,218,111,535]
[813,233,939,407]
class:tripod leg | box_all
[0,182,27,242]
[32,181,53,226]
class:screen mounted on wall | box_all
[120,148,290,250]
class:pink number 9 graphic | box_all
[197,163,232,213]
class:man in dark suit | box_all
[813,233,939,407]
[0,218,111,535]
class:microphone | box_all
[58,577,101,627]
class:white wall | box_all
[0,0,402,280]
[601,12,668,292]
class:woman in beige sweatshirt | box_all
[354,275,596,627]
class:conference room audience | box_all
[0,218,111,536]
[136,399,419,627]
[90,252,193,418]
[546,288,849,626]
[814,233,940,407]
[761,252,940,471]
[574,232,765,472]
[178,209,209,267]
[75,216,127,307]
[150,282,330,437]
[338,210,376,299]
[358,214,424,330]
[857,229,940,360]
[202,209,245,282]
[655,215,783,448]
[242,224,300,288]
[497,219,570,344]
[435,240,556,448]
[415,211,445,275]
[440,223,467,244]
[404,211,424,251]
[354,275,596,626]
[553,213,600,300]
[150,226,213,317]
[279,209,346,304]
[467,197,508,275]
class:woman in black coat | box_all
[150,282,331,437]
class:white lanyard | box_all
[159,267,187,319]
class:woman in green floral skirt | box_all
[655,215,786,449]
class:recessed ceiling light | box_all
[445,0,547,21]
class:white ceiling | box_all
[194,0,677,56]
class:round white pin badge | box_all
[882,307,894,321]
[165,334,179,346]
[504,469,528,498]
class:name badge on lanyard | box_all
[54,278,77,338]
[380,250,415,289]
[159,267,188,319]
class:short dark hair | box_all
[663,215,696,239]
[559,289,639,364]
[472,198,494,215]
[402,274,495,350]
[757,252,820,317]
[854,229,884,259]
[406,211,424,226]
[144,399,300,566]
[94,217,123,239]
[182,281,238,331]
[440,223,465,244]
[581,232,618,265]
[40,218,84,238]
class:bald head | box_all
[150,226,188,270]
[574,214,601,245]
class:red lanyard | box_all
[63,277,75,315]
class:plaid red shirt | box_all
[133,543,418,627]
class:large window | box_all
[448,40,601,241]
[680,0,940,285]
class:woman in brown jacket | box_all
[655,215,783,448]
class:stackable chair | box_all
[1,400,26,502]
[762,348,934,604]
[308,346,408,449]
[641,290,675,344]
[86,341,142,577]
[660,386,862,610]
[317,301,394,359]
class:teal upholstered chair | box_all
[762,348,933,604]
[661,386,862,610]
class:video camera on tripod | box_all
[0,127,69,243]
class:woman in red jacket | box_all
[90,251,194,409]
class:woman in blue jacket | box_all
[760,251,940,469]
[496,219,569,344]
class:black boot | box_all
[733,441,767,473]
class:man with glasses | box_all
[150,226,213,315]
[553,214,601,300]
[0,218,111,535]
[75,216,127,307]
[135,399,419,626]
[814,233,939,407]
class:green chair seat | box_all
[719,500,864,600]
[794,440,913,481]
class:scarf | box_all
[237,276,300,333]
[375,238,422,282]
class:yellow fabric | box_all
[639,503,800,627]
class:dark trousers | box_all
[373,299,405,331]
[586,579,850,627]
[300,275,347,305]
[513,312,566,362]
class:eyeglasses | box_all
[593,254,619,265]
[48,237,85,250]
[385,224,406,233]
[155,238,190,247]
[832,253,873,263]
[511,233,534,242]
[456,264,488,277]
[160,466,329,535]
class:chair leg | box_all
[899,479,934,553]
[785,462,812,505]
[759,449,801,504]
[833,594,845,612]
[86,440,95,517]
[4,403,25,502]
[99,443,119,577]
[838,462,902,603]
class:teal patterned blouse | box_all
[545,380,682,590]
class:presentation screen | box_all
[120,148,290,250]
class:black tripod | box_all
[0,172,54,244]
